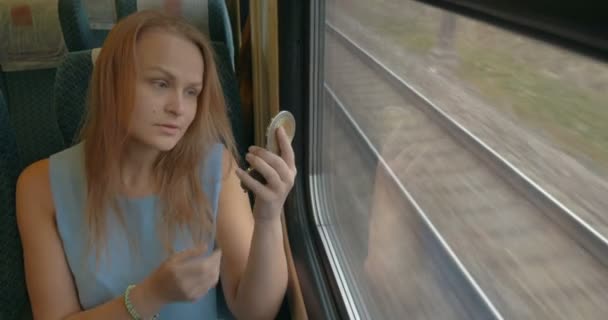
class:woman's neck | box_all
[120,139,161,197]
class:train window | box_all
[311,0,608,319]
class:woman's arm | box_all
[217,129,296,319]
[16,160,164,320]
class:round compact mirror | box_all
[265,110,296,155]
[242,110,296,190]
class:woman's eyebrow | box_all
[147,66,176,80]
[147,66,203,87]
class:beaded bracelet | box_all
[124,284,160,320]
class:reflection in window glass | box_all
[317,0,608,319]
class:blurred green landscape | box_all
[330,0,608,172]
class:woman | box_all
[16,10,294,320]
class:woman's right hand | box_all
[142,245,223,304]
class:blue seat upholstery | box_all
[0,91,31,320]
[212,42,246,160]
[3,69,66,168]
[58,0,109,51]
[53,49,92,146]
[207,0,235,68]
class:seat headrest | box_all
[115,0,234,69]
[84,0,117,30]
[134,0,210,36]
[0,0,68,71]
[58,0,109,51]
[90,1,218,40]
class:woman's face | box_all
[129,29,204,152]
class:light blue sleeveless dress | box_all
[49,142,225,318]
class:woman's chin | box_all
[146,136,181,152]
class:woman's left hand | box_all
[236,127,297,222]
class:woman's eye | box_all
[186,89,199,96]
[153,80,168,88]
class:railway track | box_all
[323,22,608,319]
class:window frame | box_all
[279,0,345,319]
[415,0,608,61]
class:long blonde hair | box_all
[79,10,238,258]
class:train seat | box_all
[0,2,72,318]
[0,0,67,169]
[0,91,31,320]
[57,0,110,51]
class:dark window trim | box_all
[278,0,343,319]
[415,0,608,62]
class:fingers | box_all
[173,244,207,261]
[186,250,222,300]
[182,249,222,275]
[246,150,283,186]
[247,146,294,186]
[236,167,273,199]
[277,127,296,170]
[237,131,297,204]
[189,269,221,301]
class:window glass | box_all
[314,0,608,318]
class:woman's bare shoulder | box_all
[16,158,83,318]
[16,158,54,218]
